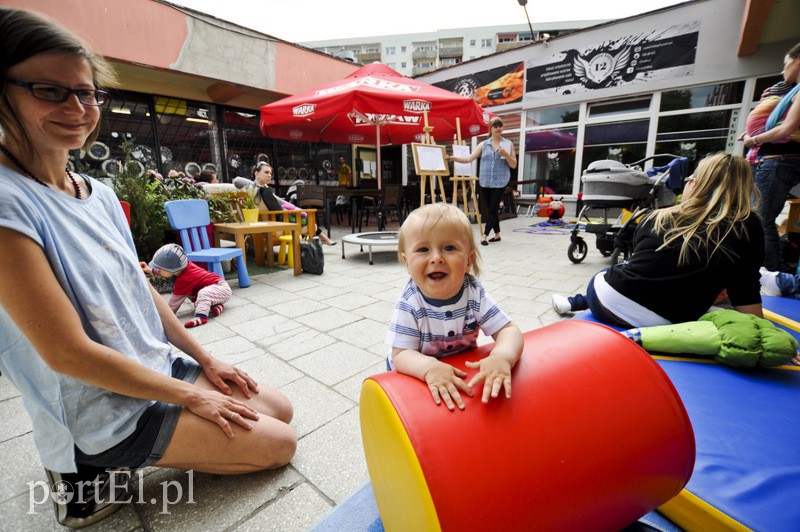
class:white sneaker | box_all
[759,267,782,296]
[551,294,573,315]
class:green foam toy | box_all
[630,309,798,368]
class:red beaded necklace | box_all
[0,144,81,199]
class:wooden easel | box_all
[418,111,446,207]
[449,117,482,227]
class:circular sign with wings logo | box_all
[573,47,632,88]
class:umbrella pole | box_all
[376,123,385,231]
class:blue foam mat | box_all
[310,481,681,532]
[574,311,800,530]
[657,359,800,530]
[761,294,800,320]
[762,295,800,343]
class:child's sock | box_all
[184,316,208,328]
[210,304,225,317]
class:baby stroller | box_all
[567,154,688,264]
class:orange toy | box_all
[360,321,695,531]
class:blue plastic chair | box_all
[163,199,250,288]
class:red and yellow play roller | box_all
[360,320,695,531]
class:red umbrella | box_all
[260,62,494,189]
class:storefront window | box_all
[660,81,745,111]
[526,104,579,127]
[81,91,155,181]
[752,75,785,102]
[656,110,732,166]
[524,127,577,195]
[588,97,651,118]
[582,119,648,170]
[222,109,270,181]
[156,98,218,179]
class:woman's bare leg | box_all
[155,374,296,474]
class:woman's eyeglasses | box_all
[6,79,109,106]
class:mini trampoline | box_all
[341,231,399,265]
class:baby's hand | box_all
[424,363,473,411]
[465,355,512,403]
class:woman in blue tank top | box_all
[448,117,517,245]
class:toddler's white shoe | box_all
[551,294,572,315]
[759,267,782,297]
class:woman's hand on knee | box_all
[202,358,259,398]
[187,388,259,438]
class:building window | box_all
[526,105,580,128]
[417,61,434,68]
[400,46,407,53]
[401,62,407,68]
[386,46,395,55]
[469,39,476,46]
[752,76,783,102]
[220,108,269,180]
[524,127,578,195]
[660,81,745,111]
[588,97,651,118]
[481,38,492,47]
[583,119,649,173]
[84,92,155,180]
[656,110,734,163]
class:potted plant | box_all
[241,187,260,223]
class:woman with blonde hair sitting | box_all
[552,152,764,327]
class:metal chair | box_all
[163,199,251,287]
[296,185,330,237]
[360,184,404,232]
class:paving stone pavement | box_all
[0,212,617,531]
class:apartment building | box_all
[302,21,603,77]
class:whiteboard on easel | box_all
[411,143,450,176]
[452,144,472,176]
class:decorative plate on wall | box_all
[256,153,270,163]
[87,141,110,160]
[202,163,217,173]
[131,145,153,163]
[277,167,287,178]
[125,160,145,178]
[184,162,201,176]
[102,159,121,177]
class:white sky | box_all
[167,0,689,43]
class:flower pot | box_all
[242,208,259,223]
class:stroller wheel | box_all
[568,239,588,263]
[611,246,629,265]
[599,249,612,257]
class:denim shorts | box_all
[74,357,201,469]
